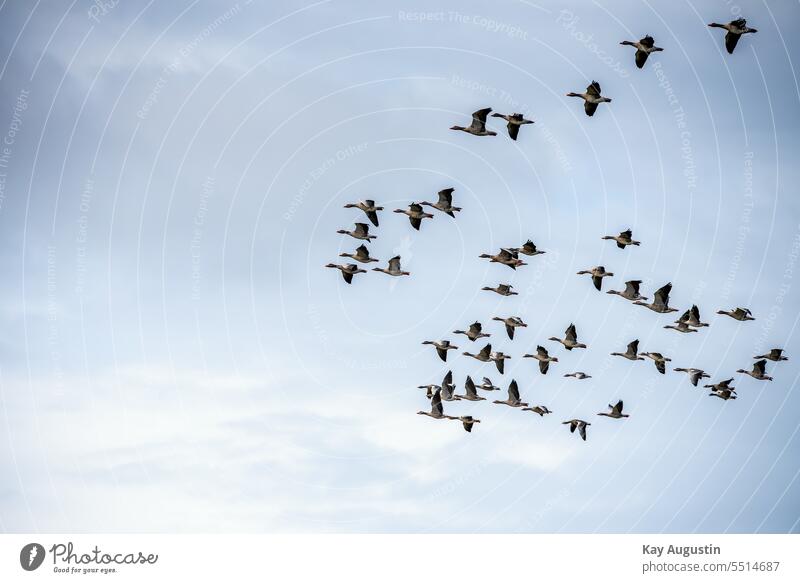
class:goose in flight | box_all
[343,200,383,227]
[479,377,500,391]
[562,419,591,441]
[325,263,366,284]
[493,316,527,340]
[602,229,640,249]
[394,203,433,231]
[566,81,611,117]
[522,405,552,417]
[459,416,481,432]
[505,239,545,257]
[717,307,755,321]
[523,345,558,374]
[458,376,487,401]
[417,388,456,421]
[755,348,788,362]
[491,351,511,374]
[708,18,757,54]
[450,107,497,136]
[372,256,410,277]
[421,188,462,217]
[549,323,587,350]
[492,379,528,408]
[339,244,378,264]
[674,367,711,386]
[490,112,534,140]
[597,400,629,419]
[737,359,773,381]
[577,266,614,291]
[709,387,737,401]
[440,370,459,401]
[663,320,698,334]
[564,372,592,379]
[479,248,527,270]
[421,339,458,362]
[481,283,518,296]
[634,282,678,313]
[620,35,664,68]
[705,378,735,393]
[607,280,647,301]
[677,305,709,328]
[337,222,376,241]
[453,321,490,342]
[641,351,672,374]
[463,342,492,363]
[611,339,645,361]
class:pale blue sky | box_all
[0,0,799,533]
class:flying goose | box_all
[458,376,487,401]
[641,352,672,374]
[522,405,552,417]
[597,400,629,419]
[577,266,614,291]
[450,107,497,136]
[611,339,645,361]
[479,377,500,391]
[479,248,527,270]
[463,342,492,363]
[663,320,698,334]
[421,188,462,217]
[417,388,456,421]
[709,387,737,401]
[523,345,559,374]
[564,372,592,379]
[440,370,459,401]
[607,280,647,301]
[602,229,640,249]
[481,283,518,296]
[490,112,534,140]
[708,18,757,54]
[491,351,511,374]
[634,282,678,313]
[737,359,773,381]
[566,81,611,117]
[416,382,439,399]
[549,323,587,350]
[620,35,664,68]
[755,348,788,362]
[394,203,433,231]
[717,307,755,321]
[421,339,458,362]
[453,321,490,342]
[674,367,711,386]
[372,256,410,276]
[505,239,545,257]
[337,222,376,241]
[677,305,709,328]
[493,316,527,340]
[343,200,383,227]
[324,263,366,284]
[459,416,481,432]
[492,379,528,407]
[705,378,735,393]
[339,244,378,264]
[562,419,591,441]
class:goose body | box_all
[641,352,672,374]
[463,342,492,363]
[597,400,629,419]
[737,359,773,381]
[705,378,735,393]
[394,203,433,230]
[479,377,500,391]
[481,283,518,296]
[372,256,410,276]
[480,248,527,270]
[343,199,383,227]
[490,112,534,140]
[674,367,710,386]
[422,339,458,362]
[620,35,663,68]
[492,379,528,407]
[602,229,640,249]
[607,280,647,301]
[450,107,497,136]
[453,321,490,342]
[339,243,378,264]
[755,348,788,362]
[564,372,592,379]
[577,266,614,291]
[566,81,611,116]
[709,388,737,400]
[337,222,376,241]
[458,376,487,401]
[421,188,462,217]
[717,307,755,321]
[562,419,591,441]
[493,316,527,340]
[634,282,678,313]
[325,263,366,284]
[708,18,757,54]
[549,323,587,350]
[522,405,552,417]
[523,345,559,374]
[506,239,545,257]
[611,339,645,361]
[677,305,709,328]
[664,321,698,334]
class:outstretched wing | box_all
[587,81,601,96]
[436,346,447,362]
[725,31,741,54]
[388,256,401,272]
[565,324,578,342]
[479,343,492,358]
[465,376,477,398]
[654,283,672,308]
[625,280,641,295]
[438,188,454,206]
[592,274,603,291]
[579,423,588,441]
[753,359,767,375]
[507,122,520,141]
[627,339,639,355]
[431,388,443,416]
[506,324,515,340]
[469,108,492,132]
[354,222,370,236]
[410,216,422,230]
[584,101,599,117]
[539,359,550,375]
[508,379,520,401]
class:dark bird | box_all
[607,280,647,301]
[372,256,410,277]
[523,345,559,374]
[337,222,376,241]
[755,348,788,362]
[676,305,709,328]
[641,351,672,374]
[324,263,366,284]
[663,320,698,334]
[453,321,490,342]
[611,339,645,361]
[479,377,500,391]
[620,35,664,68]
[343,199,383,227]
[709,387,737,401]
[717,307,755,321]
[505,239,545,257]
[708,18,757,54]
[339,244,378,264]
[479,248,527,270]
[549,323,587,350]
[634,282,678,313]
[597,400,629,419]
[490,350,511,374]
[481,283,518,296]
[602,229,640,249]
[450,107,497,136]
[577,266,613,291]
[421,339,458,362]
[463,342,492,363]
[564,372,592,379]
[492,316,527,340]
[737,359,773,381]
[490,112,534,140]
[562,419,591,441]
[492,379,528,408]
[566,81,611,116]
[522,405,552,417]
[421,188,462,217]
[705,378,735,393]
[458,376,487,401]
[674,367,711,386]
[394,203,433,231]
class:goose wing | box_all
[725,31,741,54]
[522,240,537,254]
[354,222,370,237]
[613,400,624,415]
[465,376,478,398]
[388,256,402,272]
[625,280,641,296]
[627,339,639,356]
[587,81,601,96]
[469,322,483,337]
[366,209,379,227]
[753,359,767,375]
[640,35,655,48]
[655,359,666,374]
[584,101,599,117]
[342,270,354,284]
[409,217,422,230]
[469,108,492,132]
[591,274,603,290]
[508,379,520,402]
[355,244,371,260]
[497,284,511,294]
[507,122,520,141]
[431,388,443,416]
[539,359,550,375]
[578,422,588,441]
[565,324,578,342]
[654,283,672,308]
[435,346,448,362]
[438,188,454,206]
[505,323,515,340]
[478,343,492,359]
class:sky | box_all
[0,0,799,533]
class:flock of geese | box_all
[326,19,782,440]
